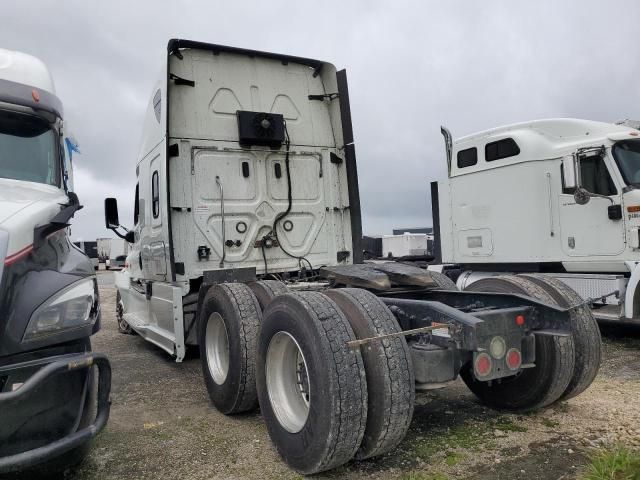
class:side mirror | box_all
[105,198,120,229]
[608,204,623,220]
[125,231,135,243]
[574,187,591,205]
[562,155,577,190]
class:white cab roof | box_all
[455,118,640,158]
[0,48,55,94]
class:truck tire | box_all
[324,288,414,460]
[462,275,575,411]
[248,280,288,311]
[257,292,367,474]
[198,283,261,414]
[519,274,601,400]
[428,271,458,289]
[116,291,133,335]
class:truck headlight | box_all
[23,278,98,341]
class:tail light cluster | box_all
[474,334,523,379]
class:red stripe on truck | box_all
[4,244,34,266]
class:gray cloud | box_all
[2,0,639,239]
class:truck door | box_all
[144,154,168,279]
[559,152,625,256]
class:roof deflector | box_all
[167,39,326,72]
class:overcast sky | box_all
[2,1,639,240]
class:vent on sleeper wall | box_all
[236,110,285,148]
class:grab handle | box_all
[216,176,226,267]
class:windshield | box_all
[613,139,640,186]
[0,109,59,186]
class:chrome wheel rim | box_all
[116,295,127,330]
[205,312,230,385]
[265,331,310,433]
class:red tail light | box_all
[515,315,525,326]
[506,348,522,370]
[474,353,492,378]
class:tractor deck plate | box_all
[320,262,437,290]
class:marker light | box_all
[474,353,492,378]
[516,315,525,326]
[31,89,40,102]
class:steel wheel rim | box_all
[205,312,230,385]
[266,331,310,433]
[116,295,127,330]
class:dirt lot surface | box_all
[61,273,640,479]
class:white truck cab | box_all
[0,48,110,474]
[105,39,361,361]
[432,118,640,321]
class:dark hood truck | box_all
[0,48,110,474]
[105,39,600,475]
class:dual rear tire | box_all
[257,292,368,474]
[323,289,414,461]
[198,283,261,414]
[198,274,598,472]
[198,284,415,474]
[462,274,600,411]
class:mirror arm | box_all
[109,224,132,241]
[590,193,615,205]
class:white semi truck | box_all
[106,40,601,474]
[431,118,640,323]
[0,48,110,474]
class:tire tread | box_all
[427,271,458,290]
[200,283,261,414]
[248,280,288,310]
[327,288,414,459]
[519,274,601,400]
[292,292,368,472]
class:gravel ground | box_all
[56,273,640,479]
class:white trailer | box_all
[382,232,432,257]
[72,240,99,270]
[108,239,128,261]
[104,40,601,474]
[431,118,640,322]
[97,237,111,263]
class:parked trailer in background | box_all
[97,237,111,263]
[105,40,600,475]
[382,232,433,258]
[0,48,110,475]
[73,240,99,270]
[109,238,128,260]
[431,118,640,324]
[104,238,129,270]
